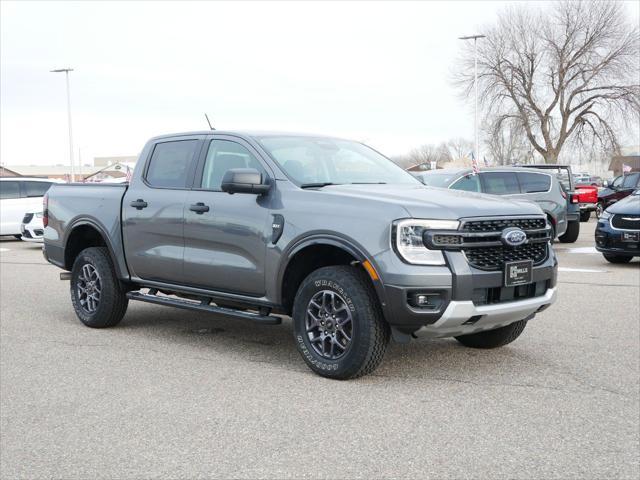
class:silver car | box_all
[414,167,569,240]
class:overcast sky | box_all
[1,0,638,166]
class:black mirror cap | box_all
[221,168,270,195]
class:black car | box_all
[596,172,640,217]
[595,190,640,263]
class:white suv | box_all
[0,178,57,237]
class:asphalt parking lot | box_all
[1,220,638,480]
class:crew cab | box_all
[43,131,558,379]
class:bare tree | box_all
[446,137,474,160]
[406,143,451,168]
[455,1,639,163]
[485,116,534,165]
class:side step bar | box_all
[126,291,282,325]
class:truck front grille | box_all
[461,217,547,233]
[463,242,548,270]
[611,214,640,230]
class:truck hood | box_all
[320,184,544,219]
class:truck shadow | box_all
[119,303,539,381]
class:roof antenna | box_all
[204,113,215,130]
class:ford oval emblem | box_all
[501,227,527,247]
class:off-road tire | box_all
[292,265,389,379]
[455,320,527,349]
[580,211,591,222]
[558,220,580,243]
[603,253,633,264]
[70,247,128,328]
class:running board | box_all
[126,291,282,325]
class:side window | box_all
[0,181,21,199]
[201,140,266,190]
[24,181,53,197]
[145,140,199,188]
[611,176,624,188]
[622,172,639,188]
[517,172,550,193]
[450,174,480,192]
[480,172,520,195]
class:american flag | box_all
[125,165,133,182]
[470,151,479,174]
[622,163,632,173]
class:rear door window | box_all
[24,181,53,197]
[480,172,520,195]
[0,181,21,199]
[145,140,199,188]
[622,172,640,188]
[450,174,481,192]
[516,172,551,193]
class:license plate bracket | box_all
[622,231,640,243]
[504,260,533,287]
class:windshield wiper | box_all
[350,182,387,184]
[300,182,341,189]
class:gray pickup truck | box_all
[43,131,558,379]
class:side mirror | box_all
[603,180,610,188]
[221,168,270,195]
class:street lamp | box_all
[458,35,485,173]
[50,68,75,182]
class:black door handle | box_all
[189,202,210,214]
[130,199,148,210]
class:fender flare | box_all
[275,233,387,310]
[64,218,128,280]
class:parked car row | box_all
[0,177,57,242]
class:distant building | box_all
[609,155,640,176]
[0,165,100,180]
[0,166,21,177]
[83,162,135,183]
[94,155,138,167]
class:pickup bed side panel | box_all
[44,183,129,279]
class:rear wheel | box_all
[292,265,389,379]
[580,211,591,222]
[558,220,580,243]
[603,253,633,264]
[455,320,527,349]
[595,202,604,218]
[70,247,128,328]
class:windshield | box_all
[256,136,420,186]
[415,172,460,187]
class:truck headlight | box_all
[393,219,459,265]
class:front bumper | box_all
[413,287,556,338]
[376,246,558,338]
[595,218,640,256]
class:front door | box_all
[122,136,202,284]
[182,136,272,296]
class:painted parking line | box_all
[565,247,599,254]
[558,267,607,273]
[0,248,10,253]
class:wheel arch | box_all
[276,235,387,316]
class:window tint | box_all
[622,172,639,188]
[450,174,480,192]
[24,181,53,197]
[517,172,550,193]
[0,181,20,199]
[611,176,624,188]
[480,172,520,195]
[201,140,266,190]
[145,140,198,188]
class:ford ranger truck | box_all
[43,131,558,379]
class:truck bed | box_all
[44,183,129,278]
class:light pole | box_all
[458,35,485,172]
[50,68,75,182]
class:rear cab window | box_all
[480,172,520,195]
[516,172,551,193]
[24,181,53,197]
[0,181,21,199]
[145,140,200,188]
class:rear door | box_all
[182,135,273,296]
[123,136,203,284]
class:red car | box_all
[574,183,598,222]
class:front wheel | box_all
[558,220,580,243]
[292,265,389,379]
[71,247,128,328]
[595,202,604,218]
[455,320,527,349]
[603,253,633,264]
